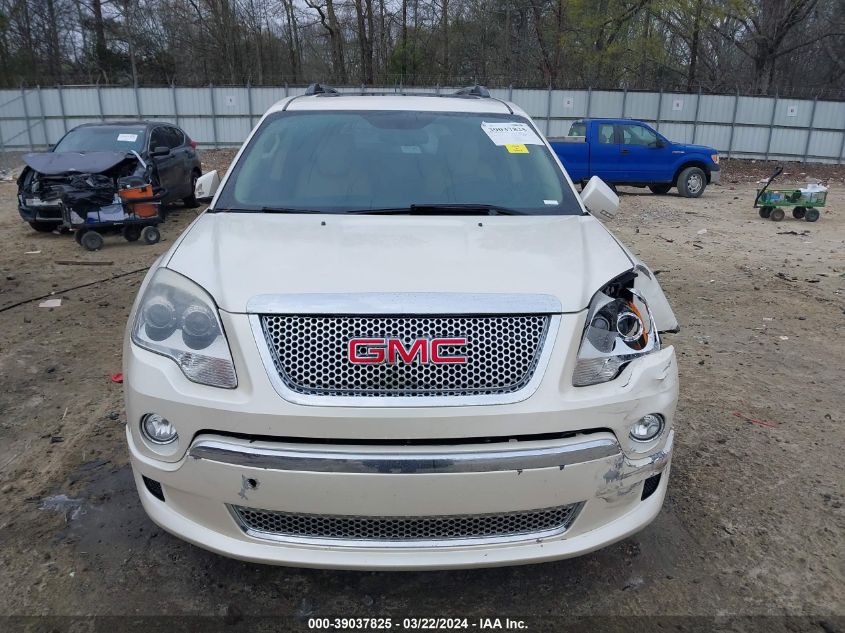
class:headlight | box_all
[131,268,237,388]
[573,272,660,386]
[711,154,720,164]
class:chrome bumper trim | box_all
[189,435,621,474]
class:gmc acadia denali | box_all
[124,85,680,569]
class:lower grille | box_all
[231,504,581,545]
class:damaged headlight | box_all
[131,268,237,388]
[573,272,660,387]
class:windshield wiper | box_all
[351,204,527,216]
[260,206,322,214]
[210,207,322,214]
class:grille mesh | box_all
[232,504,580,542]
[260,315,550,397]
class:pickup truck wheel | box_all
[649,184,672,195]
[28,221,56,233]
[678,167,706,198]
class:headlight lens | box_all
[131,268,237,388]
[573,274,660,386]
[711,154,720,164]
[630,414,664,442]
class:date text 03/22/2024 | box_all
[307,618,529,630]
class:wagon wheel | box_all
[759,206,773,219]
[80,231,104,251]
[792,207,806,219]
[769,208,785,222]
[122,225,142,242]
[141,226,161,245]
[804,208,820,222]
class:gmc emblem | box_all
[348,338,468,364]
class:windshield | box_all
[215,110,581,215]
[54,126,146,153]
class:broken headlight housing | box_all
[131,268,237,388]
[573,272,659,387]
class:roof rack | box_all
[453,85,491,98]
[304,83,339,96]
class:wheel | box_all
[792,207,806,219]
[677,166,707,198]
[183,170,201,208]
[74,230,84,244]
[769,208,785,222]
[28,220,57,233]
[759,207,773,219]
[80,230,104,251]
[122,225,142,242]
[804,208,820,222]
[141,225,161,245]
[649,184,672,195]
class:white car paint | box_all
[124,92,679,569]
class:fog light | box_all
[630,413,664,442]
[141,413,178,444]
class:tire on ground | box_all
[677,166,707,198]
[649,184,672,195]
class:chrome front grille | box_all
[231,504,581,545]
[258,314,551,399]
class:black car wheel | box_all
[183,171,201,208]
[649,184,672,195]
[29,220,57,233]
[678,167,707,198]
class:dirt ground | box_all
[0,155,843,631]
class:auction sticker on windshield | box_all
[481,121,543,146]
[117,133,138,142]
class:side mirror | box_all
[151,146,170,157]
[194,170,220,203]
[580,176,619,221]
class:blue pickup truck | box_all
[549,118,721,198]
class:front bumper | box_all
[124,308,678,569]
[18,201,63,223]
[129,428,672,569]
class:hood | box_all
[22,151,132,175]
[673,143,717,155]
[166,214,633,314]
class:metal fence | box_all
[2,84,845,164]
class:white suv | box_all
[124,85,679,569]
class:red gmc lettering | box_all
[431,338,468,364]
[348,338,386,363]
[348,338,467,364]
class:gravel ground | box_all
[0,154,843,632]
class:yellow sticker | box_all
[505,144,529,154]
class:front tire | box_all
[649,184,672,195]
[677,167,707,198]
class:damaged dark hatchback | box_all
[17,121,202,232]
